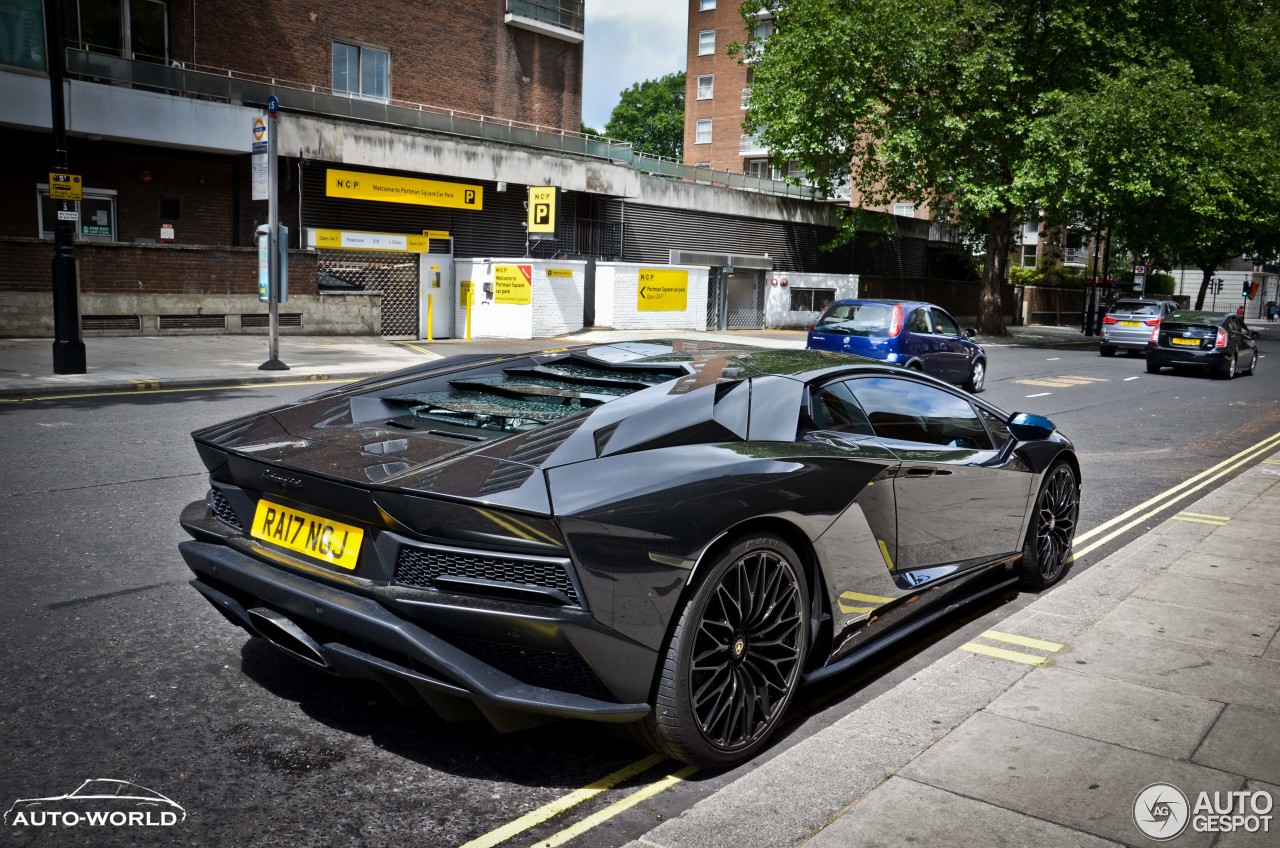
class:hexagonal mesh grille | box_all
[208,488,243,530]
[454,637,613,701]
[395,546,579,604]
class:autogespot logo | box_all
[1134,783,1190,841]
[1134,782,1275,840]
[4,779,186,829]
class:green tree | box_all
[603,71,686,159]
[739,0,1280,333]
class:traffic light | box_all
[1243,281,1252,297]
[1213,279,1224,293]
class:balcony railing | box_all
[505,0,584,42]
[61,49,826,201]
[740,133,768,155]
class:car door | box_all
[844,376,1033,583]
[1228,315,1258,364]
[929,307,973,384]
[904,306,944,377]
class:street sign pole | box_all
[260,95,288,371]
[44,0,85,374]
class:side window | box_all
[931,309,961,336]
[908,308,932,333]
[978,407,1011,446]
[808,382,876,437]
[847,377,994,450]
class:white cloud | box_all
[582,1,688,132]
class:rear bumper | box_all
[1147,345,1229,369]
[1099,328,1152,349]
[181,538,651,728]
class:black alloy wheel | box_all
[964,359,986,393]
[638,535,808,767]
[1244,349,1257,376]
[1019,462,1079,590]
[1216,353,1238,380]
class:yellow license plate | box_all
[251,500,363,570]
[1119,320,1141,327]
[1170,338,1201,346]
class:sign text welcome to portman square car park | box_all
[326,168,483,211]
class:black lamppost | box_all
[43,0,85,374]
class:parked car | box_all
[805,299,987,392]
[1099,298,1180,356]
[179,342,1080,768]
[1146,310,1260,378]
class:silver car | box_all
[1099,298,1180,356]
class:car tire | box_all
[1215,354,1237,380]
[1146,360,1162,374]
[1099,345,1116,357]
[1126,349,1140,357]
[1018,461,1079,592]
[1244,351,1257,376]
[631,534,809,767]
[963,359,986,393]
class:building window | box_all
[744,159,775,179]
[37,185,118,242]
[893,203,917,218]
[0,0,45,70]
[1021,244,1038,267]
[61,0,169,63]
[333,41,390,101]
[697,74,714,100]
[698,29,715,56]
[700,0,716,10]
[791,288,837,313]
[695,119,712,144]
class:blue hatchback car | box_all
[806,299,988,392]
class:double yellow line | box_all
[1069,430,1280,561]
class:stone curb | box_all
[0,371,387,401]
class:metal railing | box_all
[506,0,584,33]
[63,48,824,201]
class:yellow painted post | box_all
[426,293,434,341]
[465,300,472,340]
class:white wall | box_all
[594,263,708,330]
[765,272,859,328]
[452,259,586,339]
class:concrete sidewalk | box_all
[0,324,1091,399]
[629,454,1280,848]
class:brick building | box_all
[3,0,965,339]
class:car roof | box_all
[823,298,948,310]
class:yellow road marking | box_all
[1172,516,1229,526]
[129,379,159,390]
[1178,512,1232,521]
[981,630,1063,653]
[838,604,875,614]
[1073,431,1280,547]
[0,378,356,403]
[1014,375,1110,388]
[840,591,897,604]
[458,755,665,848]
[529,765,699,848]
[959,642,1047,665]
[391,341,442,357]
[1262,459,1280,465]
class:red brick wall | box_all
[684,0,752,170]
[0,240,318,296]
[177,0,582,131]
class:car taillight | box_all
[1215,328,1227,348]
[809,323,816,332]
[1102,315,1119,324]
[1150,323,1161,343]
[1143,318,1160,326]
[889,304,904,337]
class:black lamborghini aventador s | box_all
[180,340,1080,768]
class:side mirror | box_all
[1008,412,1055,441]
[965,328,977,338]
[1251,330,1261,339]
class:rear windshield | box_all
[1166,311,1219,324]
[814,303,894,335]
[1108,301,1161,316]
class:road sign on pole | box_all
[259,98,288,371]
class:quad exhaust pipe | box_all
[246,607,329,668]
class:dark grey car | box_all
[1100,298,1180,356]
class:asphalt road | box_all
[1,325,1277,847]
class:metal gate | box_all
[316,250,419,337]
[726,271,765,329]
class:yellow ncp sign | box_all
[638,268,689,311]
[326,168,483,211]
[527,186,558,234]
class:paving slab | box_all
[899,712,1241,848]
[804,777,1124,848]
[1133,571,1280,627]
[1168,551,1280,593]
[1060,630,1280,713]
[1192,705,1280,785]
[987,667,1224,760]
[1094,596,1277,657]
[1214,780,1280,848]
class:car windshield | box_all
[814,303,894,335]
[1108,301,1161,316]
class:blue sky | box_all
[581,1,688,132]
